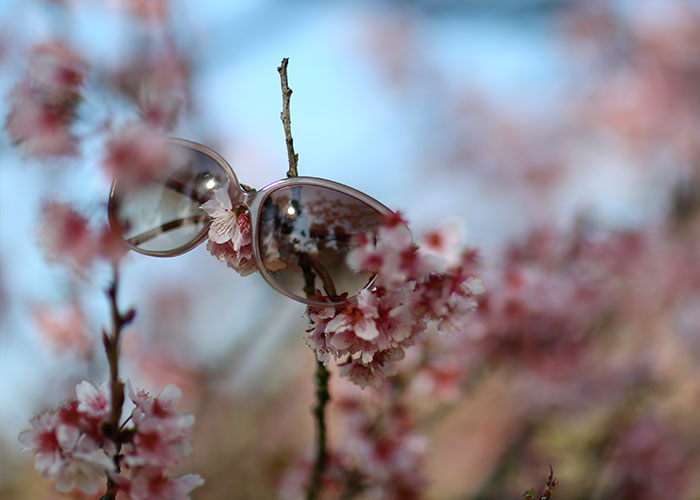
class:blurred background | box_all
[1,0,699,498]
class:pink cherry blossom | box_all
[338,348,405,389]
[18,411,65,476]
[201,189,258,275]
[51,435,116,494]
[326,290,381,343]
[124,384,195,468]
[76,381,111,421]
[18,409,114,494]
[200,188,242,245]
[125,415,193,468]
[346,214,415,289]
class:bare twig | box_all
[278,57,299,178]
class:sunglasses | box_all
[108,138,404,307]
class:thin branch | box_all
[100,264,135,500]
[307,356,331,500]
[278,57,299,178]
[276,58,331,499]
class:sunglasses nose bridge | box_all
[228,183,249,205]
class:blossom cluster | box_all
[463,227,643,382]
[6,42,86,157]
[306,215,483,388]
[339,396,428,500]
[279,394,427,500]
[393,226,647,407]
[19,381,203,499]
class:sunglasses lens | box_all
[258,185,387,301]
[111,143,230,254]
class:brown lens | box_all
[111,143,230,254]
[258,185,386,301]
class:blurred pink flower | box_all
[33,302,92,356]
[136,49,188,131]
[106,41,189,131]
[51,436,116,494]
[39,201,97,269]
[409,358,464,401]
[5,41,85,158]
[419,221,464,269]
[38,202,126,271]
[6,83,78,157]
[102,123,171,183]
[125,385,195,468]
[19,411,68,477]
[19,408,114,494]
[125,470,204,500]
[338,397,428,500]
[28,42,86,101]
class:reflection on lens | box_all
[112,143,230,254]
[258,185,386,301]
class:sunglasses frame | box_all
[108,137,397,307]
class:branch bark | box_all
[307,356,331,500]
[278,57,299,178]
[277,57,331,500]
[100,264,135,500]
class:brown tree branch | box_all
[307,356,331,500]
[278,57,299,178]
[100,264,135,500]
[277,57,331,500]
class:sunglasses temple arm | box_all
[159,178,211,205]
[126,215,209,246]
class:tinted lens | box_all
[258,185,387,301]
[111,143,230,254]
